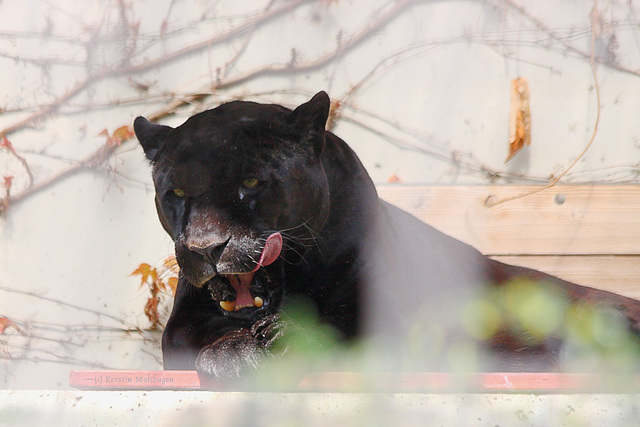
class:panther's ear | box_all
[133,116,173,163]
[290,91,330,134]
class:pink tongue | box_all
[226,233,283,308]
[254,232,283,271]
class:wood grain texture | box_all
[70,370,638,392]
[491,255,640,299]
[377,185,640,256]
[377,185,640,294]
[69,370,205,390]
[297,372,638,392]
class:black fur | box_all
[135,91,640,378]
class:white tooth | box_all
[220,301,236,312]
[253,296,264,308]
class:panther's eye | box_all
[173,188,186,198]
[242,178,259,189]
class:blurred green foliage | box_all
[249,280,640,391]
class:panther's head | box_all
[134,92,331,321]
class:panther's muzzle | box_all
[190,233,283,317]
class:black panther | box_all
[134,91,640,378]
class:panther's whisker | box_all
[279,244,311,267]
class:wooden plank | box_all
[70,370,640,392]
[490,255,640,299]
[377,185,640,256]
[298,372,640,392]
[69,370,206,390]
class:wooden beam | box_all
[69,370,640,392]
[377,185,640,256]
[490,255,640,299]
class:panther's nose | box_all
[188,239,229,266]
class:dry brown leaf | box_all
[131,263,156,289]
[163,256,180,275]
[387,174,403,184]
[0,135,15,152]
[326,99,342,131]
[0,317,25,335]
[111,125,134,142]
[506,77,531,163]
[167,277,178,295]
[99,125,135,147]
[144,296,161,330]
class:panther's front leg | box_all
[195,314,284,378]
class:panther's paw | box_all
[195,314,287,378]
[195,329,268,378]
[250,313,287,347]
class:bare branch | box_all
[0,285,149,337]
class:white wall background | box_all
[1,0,639,389]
